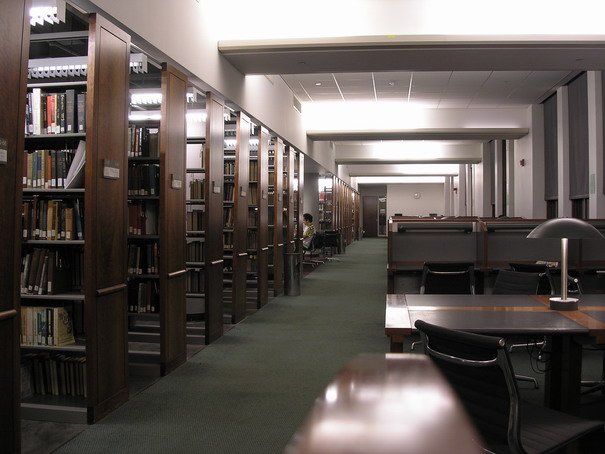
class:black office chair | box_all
[492,269,540,295]
[415,319,605,454]
[492,269,542,388]
[411,262,475,350]
[420,262,476,295]
[302,232,325,267]
[509,263,555,295]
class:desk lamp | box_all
[527,218,604,311]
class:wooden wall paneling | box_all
[159,64,187,374]
[231,112,250,323]
[273,138,284,296]
[0,0,28,450]
[257,128,270,307]
[204,92,225,343]
[85,13,130,423]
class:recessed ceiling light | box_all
[388,81,395,86]
[315,82,322,86]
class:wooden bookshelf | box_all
[283,145,296,253]
[203,92,225,343]
[294,151,304,251]
[223,112,250,324]
[127,64,188,376]
[17,14,131,425]
[0,0,28,449]
[270,137,285,296]
[248,127,270,309]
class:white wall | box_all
[304,172,320,227]
[386,183,444,217]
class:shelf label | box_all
[240,187,246,198]
[103,159,120,179]
[0,138,7,164]
[262,190,267,200]
[171,175,182,190]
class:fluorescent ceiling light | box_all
[30,0,65,26]
[129,111,161,121]
[28,56,87,79]
[131,89,162,106]
[29,53,148,79]
[357,176,445,184]
[129,53,148,74]
[187,110,207,123]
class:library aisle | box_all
[54,238,389,454]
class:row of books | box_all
[223,182,235,202]
[247,230,258,250]
[128,125,159,158]
[186,208,204,231]
[186,240,204,262]
[21,306,75,347]
[128,202,158,236]
[128,243,159,275]
[21,353,86,398]
[22,198,84,241]
[223,231,233,250]
[23,149,75,189]
[248,187,259,206]
[249,160,258,179]
[189,178,204,200]
[127,281,159,313]
[247,255,258,273]
[248,208,258,226]
[186,269,205,293]
[223,207,234,228]
[25,88,86,136]
[128,163,160,196]
[21,248,82,295]
[223,161,235,175]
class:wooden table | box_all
[385,293,605,413]
[285,353,483,454]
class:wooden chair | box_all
[415,319,605,454]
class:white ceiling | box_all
[282,70,572,108]
[218,36,602,179]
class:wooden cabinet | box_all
[18,14,131,424]
[0,0,28,450]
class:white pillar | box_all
[458,164,467,216]
[557,86,572,217]
[587,71,605,218]
[444,177,452,216]
[506,140,515,216]
[530,104,547,218]
[466,164,473,216]
[494,140,504,216]
[474,142,493,217]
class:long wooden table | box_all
[385,293,605,413]
[285,354,483,454]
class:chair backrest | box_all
[420,262,475,295]
[509,263,555,295]
[492,269,540,295]
[310,232,324,250]
[415,319,523,453]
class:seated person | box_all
[302,213,316,250]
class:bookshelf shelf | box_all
[25,133,87,140]
[20,293,85,301]
[23,240,85,246]
[127,157,159,163]
[187,168,205,173]
[27,81,88,89]
[128,196,160,201]
[127,274,160,280]
[128,235,160,241]
[21,342,86,353]
[186,199,205,204]
[21,396,88,424]
[23,188,85,195]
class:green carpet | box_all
[55,238,389,454]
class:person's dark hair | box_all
[303,213,313,222]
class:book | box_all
[64,141,85,189]
[65,89,75,133]
[76,92,86,133]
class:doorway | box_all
[362,196,378,237]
